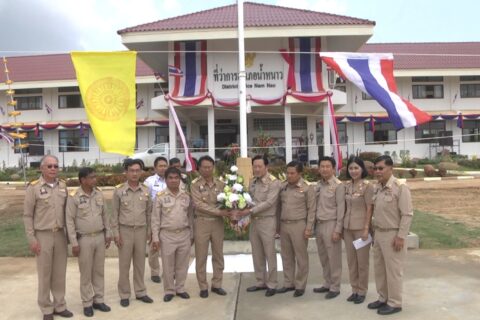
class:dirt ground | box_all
[1,178,480,227]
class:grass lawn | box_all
[411,210,480,249]
[0,216,31,257]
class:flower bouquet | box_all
[217,165,254,236]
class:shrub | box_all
[458,159,480,169]
[424,165,436,177]
[438,162,459,171]
[358,152,382,163]
[409,169,418,178]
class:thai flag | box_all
[320,52,432,130]
[289,37,324,93]
[168,65,183,77]
[170,40,207,97]
[326,97,342,173]
[457,113,464,129]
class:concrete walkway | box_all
[0,248,479,320]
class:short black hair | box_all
[123,158,144,170]
[169,157,181,166]
[78,167,95,182]
[319,156,336,168]
[198,155,215,167]
[286,161,303,173]
[252,155,269,166]
[374,155,394,166]
[165,167,182,179]
[346,156,368,179]
[154,156,168,167]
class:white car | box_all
[129,143,169,168]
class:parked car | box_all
[128,143,209,169]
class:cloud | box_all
[275,0,348,14]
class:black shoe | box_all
[347,293,358,302]
[53,310,74,318]
[136,295,154,303]
[200,290,209,298]
[211,287,227,296]
[265,288,276,297]
[43,314,53,320]
[83,307,93,317]
[313,286,329,293]
[92,303,111,312]
[354,295,366,304]
[163,294,174,302]
[293,289,305,297]
[176,292,190,299]
[277,287,295,294]
[246,285,267,292]
[368,300,387,309]
[120,299,129,307]
[325,291,340,299]
[151,275,161,283]
[378,305,402,315]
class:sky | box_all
[0,0,478,56]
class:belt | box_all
[374,227,399,232]
[281,219,304,224]
[252,215,274,220]
[316,219,335,224]
[81,230,104,237]
[194,216,221,221]
[120,224,146,229]
[162,227,189,234]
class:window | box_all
[334,77,346,92]
[317,122,347,144]
[412,76,444,99]
[253,118,307,131]
[14,88,43,110]
[462,120,480,143]
[460,76,480,98]
[362,92,373,100]
[58,87,84,109]
[414,120,446,144]
[14,131,43,154]
[155,125,169,144]
[365,122,397,144]
[59,129,89,152]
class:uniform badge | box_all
[40,187,47,195]
[164,196,171,204]
[79,197,87,204]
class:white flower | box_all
[229,174,238,181]
[243,192,254,205]
[232,183,243,192]
[217,193,226,202]
[228,193,239,203]
[230,165,239,173]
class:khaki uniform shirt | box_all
[249,173,281,217]
[111,182,152,238]
[344,180,374,230]
[315,176,346,234]
[191,176,225,218]
[279,178,316,230]
[23,176,68,244]
[372,175,413,239]
[151,188,194,242]
[66,187,111,247]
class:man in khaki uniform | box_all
[144,156,168,284]
[313,156,345,300]
[191,156,229,298]
[277,161,316,298]
[367,155,413,316]
[243,155,280,297]
[111,159,153,307]
[66,167,112,317]
[151,167,194,302]
[23,155,74,320]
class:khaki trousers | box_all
[343,229,370,295]
[148,242,162,277]
[78,233,105,307]
[373,229,407,308]
[194,217,224,291]
[35,229,68,315]
[280,220,309,290]
[315,220,342,292]
[249,216,278,289]
[118,225,147,299]
[160,229,191,295]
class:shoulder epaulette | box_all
[115,183,124,188]
[304,180,311,186]
[363,180,370,185]
[334,178,342,185]
[394,179,406,186]
[345,180,352,185]
[69,188,78,197]
[191,177,201,184]
[156,190,166,197]
[29,179,39,186]
[142,183,148,188]
[268,174,277,181]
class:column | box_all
[208,106,215,159]
[285,105,292,163]
[323,105,331,157]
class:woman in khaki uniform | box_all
[343,156,374,304]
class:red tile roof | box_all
[361,42,480,70]
[118,1,375,34]
[0,54,156,83]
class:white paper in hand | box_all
[353,234,372,250]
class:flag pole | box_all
[237,0,247,158]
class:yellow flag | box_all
[71,51,137,156]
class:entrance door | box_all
[215,125,238,159]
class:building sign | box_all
[208,52,287,101]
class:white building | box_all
[0,2,479,167]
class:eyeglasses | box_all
[47,165,59,169]
[373,166,385,171]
